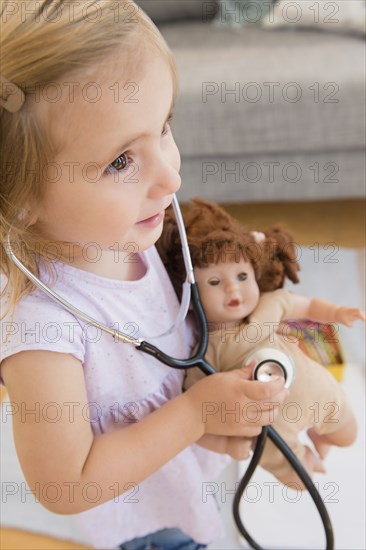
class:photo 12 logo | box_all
[202,81,339,104]
[203,1,341,27]
[0,1,140,24]
[201,480,340,504]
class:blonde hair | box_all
[0,0,179,318]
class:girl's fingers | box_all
[239,426,262,437]
[194,368,290,437]
[240,361,256,380]
[241,376,288,402]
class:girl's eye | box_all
[208,279,220,286]
[104,114,173,177]
[111,153,128,171]
[238,272,248,281]
[104,152,130,176]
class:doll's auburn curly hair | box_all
[156,198,300,300]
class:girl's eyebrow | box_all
[105,97,175,163]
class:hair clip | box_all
[0,74,25,113]
[17,208,29,221]
[250,231,266,243]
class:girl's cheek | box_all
[117,163,139,185]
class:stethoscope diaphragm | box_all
[244,347,295,389]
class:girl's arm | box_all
[1,350,288,515]
[285,294,365,327]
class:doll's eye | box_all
[238,272,248,281]
[208,278,220,286]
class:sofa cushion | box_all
[135,0,217,24]
[263,0,366,36]
[160,24,365,158]
[177,150,366,203]
[214,0,276,28]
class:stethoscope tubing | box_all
[6,233,144,347]
[139,283,215,376]
[233,426,334,550]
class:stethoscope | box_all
[5,195,334,550]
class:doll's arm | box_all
[286,294,366,327]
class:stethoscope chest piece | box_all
[245,347,295,389]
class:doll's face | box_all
[194,259,260,328]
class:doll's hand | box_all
[335,306,366,327]
[225,436,255,460]
[196,434,257,460]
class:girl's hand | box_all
[335,306,366,327]
[184,362,289,438]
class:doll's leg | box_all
[279,410,357,490]
[275,444,326,490]
[307,429,331,459]
[260,436,326,491]
[307,413,357,459]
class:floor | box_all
[1,202,365,550]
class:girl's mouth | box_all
[136,210,165,228]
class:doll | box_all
[157,198,365,488]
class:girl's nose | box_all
[147,151,181,198]
[149,168,181,198]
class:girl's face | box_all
[194,259,260,328]
[33,51,180,275]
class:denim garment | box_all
[119,528,207,550]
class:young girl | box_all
[157,198,364,489]
[0,2,289,549]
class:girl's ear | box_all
[18,208,38,228]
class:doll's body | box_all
[184,286,356,487]
[157,198,364,488]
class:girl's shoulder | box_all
[0,245,189,385]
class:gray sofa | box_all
[136,0,365,204]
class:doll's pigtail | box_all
[258,225,300,292]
